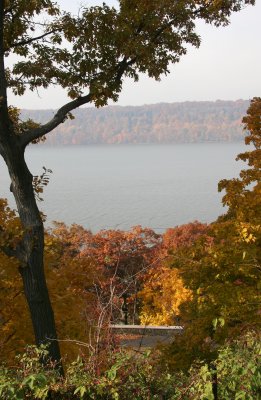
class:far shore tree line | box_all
[21,100,249,145]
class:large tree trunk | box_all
[3,141,63,373]
[0,3,62,373]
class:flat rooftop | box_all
[109,325,183,348]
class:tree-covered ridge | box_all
[21,100,249,145]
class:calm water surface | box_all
[0,143,246,232]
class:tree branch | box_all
[20,54,137,147]
[21,93,92,146]
[0,226,18,258]
[6,29,57,51]
[0,244,17,258]
[18,4,205,148]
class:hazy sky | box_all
[7,0,261,109]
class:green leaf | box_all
[74,386,87,398]
[212,318,218,330]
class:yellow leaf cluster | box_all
[139,266,192,325]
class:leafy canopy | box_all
[5,0,254,109]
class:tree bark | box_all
[3,140,63,374]
[0,1,63,373]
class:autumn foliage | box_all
[164,97,261,370]
[0,202,96,362]
[139,222,209,325]
[1,98,260,375]
[0,217,163,362]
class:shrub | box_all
[0,331,259,399]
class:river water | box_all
[0,143,246,232]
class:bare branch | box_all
[21,93,92,146]
[20,53,137,147]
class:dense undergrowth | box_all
[0,331,260,400]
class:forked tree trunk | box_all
[4,142,63,374]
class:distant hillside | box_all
[21,100,249,145]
